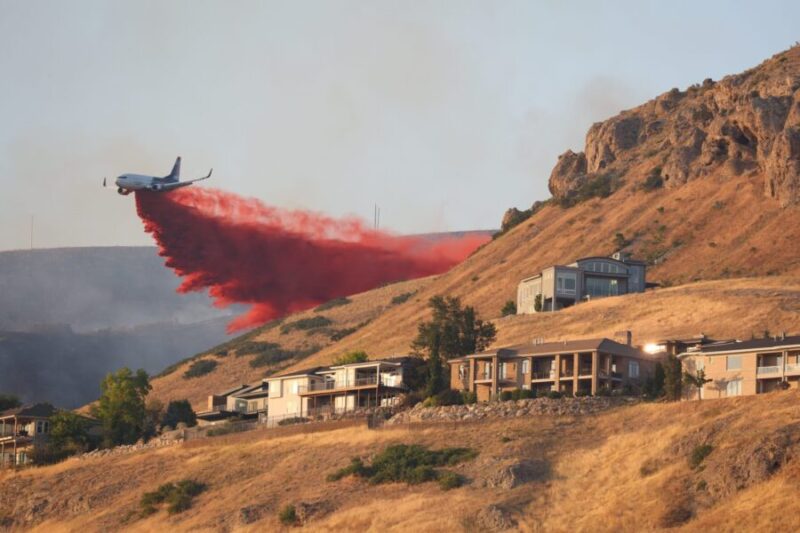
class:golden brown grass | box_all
[6,391,800,532]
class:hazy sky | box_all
[1,1,798,250]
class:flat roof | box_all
[454,338,645,361]
[679,335,800,357]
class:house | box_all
[196,381,270,426]
[517,252,646,313]
[678,334,800,399]
[0,403,57,467]
[449,338,658,401]
[265,357,415,420]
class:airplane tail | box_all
[166,156,181,182]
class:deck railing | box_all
[786,363,800,374]
[300,375,380,393]
[757,365,781,375]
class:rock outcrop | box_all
[548,46,800,206]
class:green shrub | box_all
[558,172,620,208]
[329,327,357,341]
[460,391,478,404]
[331,350,368,366]
[327,445,477,487]
[501,300,517,317]
[689,444,713,469]
[574,390,590,397]
[162,400,197,428]
[500,390,513,401]
[437,470,464,490]
[277,416,309,426]
[280,316,333,334]
[139,480,206,517]
[249,345,320,368]
[435,389,464,406]
[391,292,415,305]
[235,341,281,357]
[183,359,217,379]
[314,297,352,312]
[642,167,664,191]
[278,504,297,525]
[546,390,563,400]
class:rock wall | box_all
[548,47,800,206]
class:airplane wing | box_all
[162,169,213,190]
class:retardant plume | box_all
[135,188,490,332]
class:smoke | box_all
[135,188,489,332]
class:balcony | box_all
[531,371,554,380]
[786,363,800,375]
[299,375,379,394]
[757,366,781,376]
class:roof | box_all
[454,338,645,361]
[0,403,58,419]
[268,365,331,379]
[679,335,800,357]
[216,384,250,397]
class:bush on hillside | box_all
[331,350,368,366]
[249,345,321,368]
[642,169,664,191]
[391,291,416,305]
[689,444,713,469]
[280,316,333,334]
[278,504,298,525]
[139,480,206,517]
[461,391,478,404]
[183,359,218,379]
[329,327,357,341]
[162,400,197,429]
[501,300,517,317]
[545,390,563,400]
[574,390,591,397]
[437,471,464,490]
[277,416,309,427]
[314,297,352,312]
[327,444,477,490]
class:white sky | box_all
[1,0,798,250]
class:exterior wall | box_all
[517,277,542,314]
[267,376,311,416]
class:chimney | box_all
[614,330,633,346]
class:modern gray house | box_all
[517,252,646,314]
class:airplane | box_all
[103,157,212,195]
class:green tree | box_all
[332,350,369,366]
[682,368,711,401]
[534,294,543,312]
[162,400,197,429]
[49,410,91,457]
[0,393,21,411]
[411,296,496,395]
[662,355,683,401]
[91,368,152,447]
[501,300,517,317]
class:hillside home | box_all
[196,381,270,426]
[678,334,800,399]
[517,252,646,313]
[265,357,414,420]
[449,338,658,401]
[0,403,57,467]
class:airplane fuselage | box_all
[110,157,212,196]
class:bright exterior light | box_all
[644,343,664,354]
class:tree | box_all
[501,300,517,317]
[162,400,197,429]
[0,393,21,412]
[662,355,683,401]
[332,350,369,366]
[683,368,711,401]
[534,294,543,312]
[411,296,496,396]
[91,368,152,447]
[49,410,91,457]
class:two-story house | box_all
[196,381,270,426]
[0,403,57,467]
[449,338,658,401]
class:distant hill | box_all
[0,246,235,332]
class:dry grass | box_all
[6,391,800,532]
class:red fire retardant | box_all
[135,188,489,331]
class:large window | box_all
[726,355,742,371]
[483,362,492,380]
[521,359,530,374]
[585,277,622,297]
[726,379,742,397]
[556,273,577,294]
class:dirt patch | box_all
[471,504,517,532]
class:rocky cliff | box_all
[549,46,800,206]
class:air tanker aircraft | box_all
[104,157,212,195]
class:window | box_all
[628,361,640,379]
[585,277,622,297]
[521,360,530,374]
[726,379,742,397]
[726,355,742,371]
[499,363,507,379]
[484,362,492,379]
[557,273,577,293]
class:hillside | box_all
[148,46,800,408]
[3,391,799,531]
